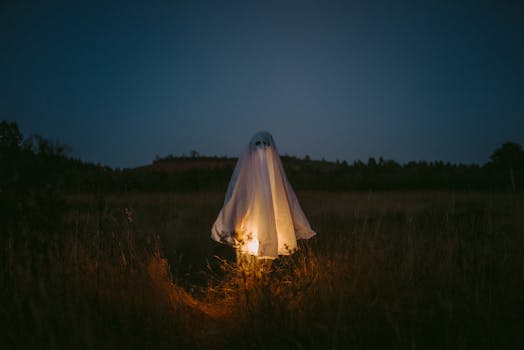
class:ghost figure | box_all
[212,131,316,259]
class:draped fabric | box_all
[211,131,316,259]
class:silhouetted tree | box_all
[25,134,69,157]
[489,142,524,192]
[0,120,23,150]
[0,120,74,236]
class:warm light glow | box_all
[246,238,259,255]
[236,218,260,256]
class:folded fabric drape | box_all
[211,131,316,259]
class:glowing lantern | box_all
[211,131,316,259]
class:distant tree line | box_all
[2,121,524,199]
[282,150,523,192]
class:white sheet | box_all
[211,131,316,258]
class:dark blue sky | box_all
[1,0,523,168]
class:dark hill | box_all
[2,120,523,193]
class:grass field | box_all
[2,191,523,349]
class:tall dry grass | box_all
[1,192,523,349]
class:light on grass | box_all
[211,131,316,259]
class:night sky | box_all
[1,0,523,168]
